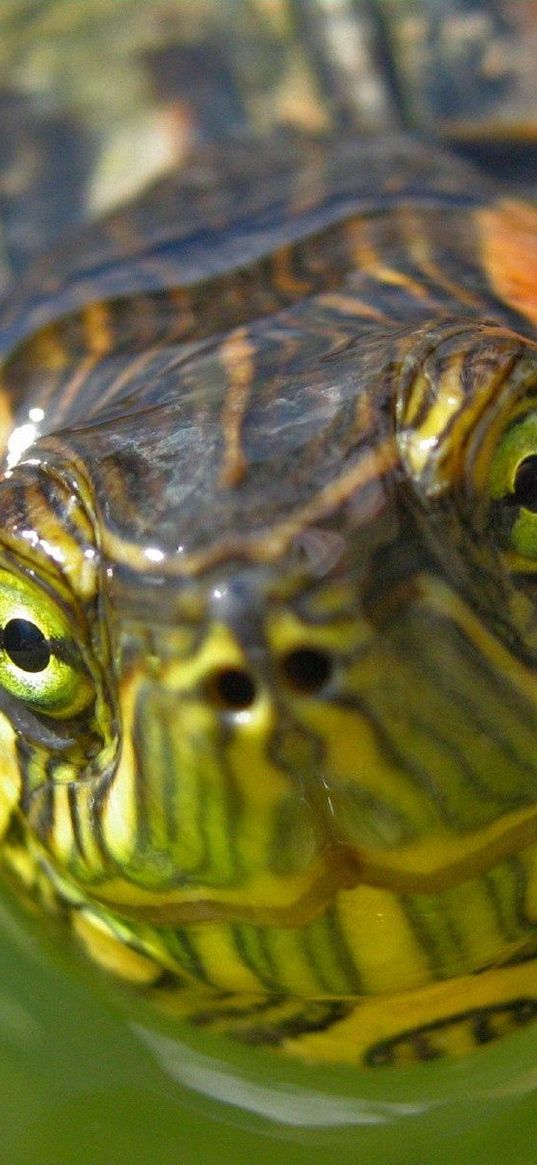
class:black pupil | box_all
[2,618,51,673]
[512,455,537,510]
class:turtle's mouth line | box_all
[350,800,537,895]
[82,800,537,929]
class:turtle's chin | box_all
[76,843,362,928]
[37,794,537,933]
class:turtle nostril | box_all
[207,667,257,710]
[281,647,332,694]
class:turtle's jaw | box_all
[73,802,537,930]
[78,846,361,928]
[26,569,537,951]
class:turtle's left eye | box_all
[489,413,537,560]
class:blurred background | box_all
[1,0,537,288]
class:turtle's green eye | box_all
[0,569,93,717]
[489,413,537,559]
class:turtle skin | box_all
[1,131,537,1068]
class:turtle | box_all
[3,122,537,1071]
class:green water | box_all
[0,881,536,1165]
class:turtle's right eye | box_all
[0,570,93,717]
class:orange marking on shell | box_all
[399,206,482,310]
[0,379,15,458]
[218,327,255,489]
[479,200,537,330]
[31,323,70,371]
[272,244,311,297]
[83,301,114,356]
[318,291,389,323]
[346,216,431,302]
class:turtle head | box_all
[2,320,537,984]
